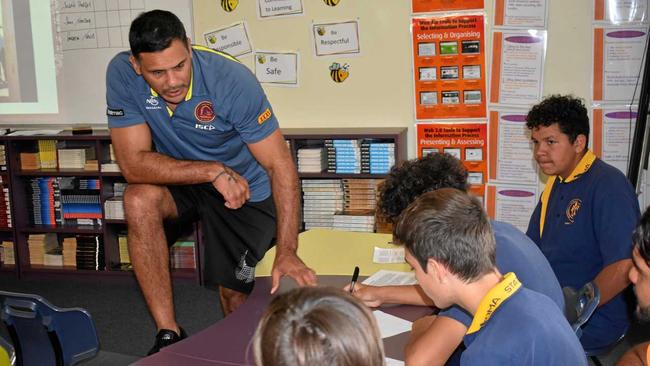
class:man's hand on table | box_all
[270,251,317,294]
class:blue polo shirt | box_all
[439,220,564,326]
[462,286,587,365]
[527,156,639,350]
[105,45,278,202]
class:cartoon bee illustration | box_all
[324,0,341,6]
[317,27,326,36]
[207,35,217,44]
[257,55,266,64]
[221,0,239,12]
[329,62,350,83]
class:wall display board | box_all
[490,30,547,106]
[253,51,299,86]
[411,14,487,120]
[493,0,548,28]
[416,122,487,197]
[592,107,637,174]
[594,0,648,23]
[593,26,647,103]
[488,110,538,184]
[486,183,539,232]
[412,0,484,13]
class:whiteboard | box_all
[2,0,192,125]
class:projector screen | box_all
[0,0,58,115]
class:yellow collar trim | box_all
[149,67,194,117]
[538,150,596,237]
[466,272,521,334]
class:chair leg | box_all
[590,356,603,366]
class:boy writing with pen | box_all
[344,154,565,365]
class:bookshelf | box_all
[0,127,407,280]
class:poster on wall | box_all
[411,14,487,120]
[412,0,484,13]
[257,0,304,19]
[254,51,299,86]
[592,107,637,174]
[486,184,539,232]
[490,30,547,106]
[594,0,648,23]
[417,123,487,198]
[203,22,253,57]
[593,27,647,103]
[312,21,361,57]
[493,0,548,28]
[488,110,538,184]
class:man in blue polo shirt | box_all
[346,153,564,365]
[526,94,640,351]
[395,188,586,365]
[105,10,316,354]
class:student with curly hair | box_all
[252,287,385,366]
[525,94,640,351]
[345,153,563,366]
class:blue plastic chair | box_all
[562,281,600,339]
[0,290,98,366]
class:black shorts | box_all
[165,183,276,294]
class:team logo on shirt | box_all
[195,101,216,123]
[565,199,582,224]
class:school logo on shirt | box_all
[258,108,272,124]
[195,101,216,123]
[565,198,582,224]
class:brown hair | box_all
[252,287,385,366]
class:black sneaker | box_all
[147,327,187,355]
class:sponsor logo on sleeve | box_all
[258,108,272,124]
[106,108,125,117]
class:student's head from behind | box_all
[630,206,650,322]
[252,287,385,366]
[393,188,496,308]
[526,95,590,180]
[378,153,469,224]
[128,10,192,107]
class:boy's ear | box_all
[573,134,587,153]
[428,259,448,284]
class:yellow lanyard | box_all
[538,150,596,237]
[466,272,522,334]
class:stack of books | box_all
[101,144,121,172]
[61,189,102,224]
[28,177,61,226]
[62,236,77,268]
[362,140,395,174]
[58,146,96,170]
[1,241,14,266]
[104,197,124,220]
[170,241,196,269]
[44,247,64,267]
[118,234,130,270]
[27,177,102,227]
[37,140,58,169]
[28,233,58,267]
[297,147,325,173]
[342,178,382,211]
[76,235,104,271]
[0,144,7,171]
[20,152,40,170]
[0,183,11,228]
[333,209,376,232]
[301,179,344,230]
[325,139,361,174]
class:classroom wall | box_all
[192,0,593,158]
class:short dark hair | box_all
[253,287,385,366]
[394,188,495,282]
[129,10,188,58]
[634,207,650,262]
[526,94,590,146]
[378,153,469,224]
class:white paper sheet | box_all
[372,310,413,339]
[600,27,647,102]
[385,357,405,366]
[362,270,417,286]
[492,110,538,184]
[491,184,539,232]
[373,247,405,264]
[8,130,63,136]
[501,0,548,28]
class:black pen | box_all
[349,266,360,293]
